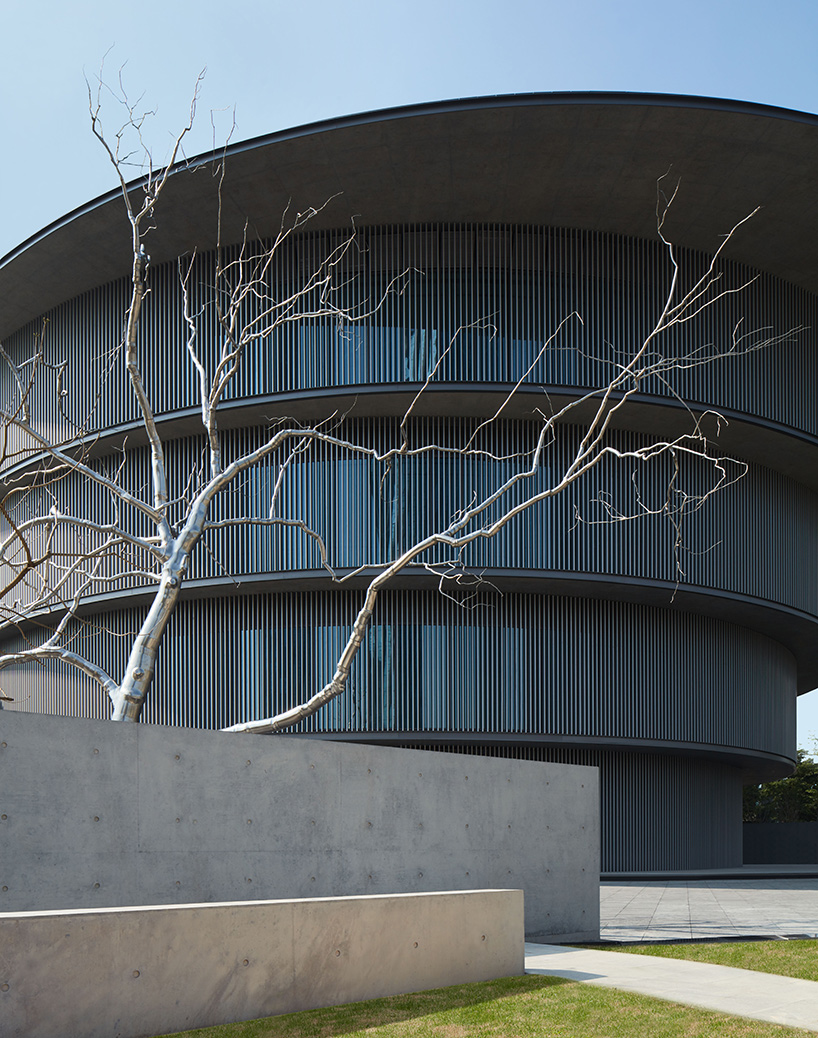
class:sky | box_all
[2,0,818,747]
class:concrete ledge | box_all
[1,888,523,1038]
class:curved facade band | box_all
[4,226,817,440]
[1,94,817,871]
[3,590,795,751]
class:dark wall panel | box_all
[744,822,818,865]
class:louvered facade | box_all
[2,93,817,872]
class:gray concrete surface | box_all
[526,943,818,1031]
[0,710,599,939]
[601,875,818,942]
[8,96,818,343]
[2,889,523,1038]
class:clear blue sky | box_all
[2,0,818,748]
[3,0,818,257]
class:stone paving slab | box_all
[526,943,818,1031]
[601,877,818,942]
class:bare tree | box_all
[0,84,791,730]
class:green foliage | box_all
[157,972,815,1037]
[602,939,818,981]
[743,750,818,823]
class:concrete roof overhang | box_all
[3,91,818,338]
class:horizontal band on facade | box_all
[3,567,814,690]
[297,730,795,782]
[5,384,818,492]
[0,589,795,767]
[4,227,816,451]
[4,567,816,692]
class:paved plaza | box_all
[600,871,818,942]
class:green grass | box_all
[596,939,818,982]
[156,973,816,1038]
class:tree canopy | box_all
[743,750,818,823]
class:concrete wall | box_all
[1,889,522,1038]
[744,822,818,864]
[0,711,599,938]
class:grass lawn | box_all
[597,939,818,982]
[157,973,816,1038]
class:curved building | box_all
[2,93,818,872]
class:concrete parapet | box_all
[0,710,599,939]
[1,889,523,1038]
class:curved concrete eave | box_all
[294,731,795,782]
[3,92,818,338]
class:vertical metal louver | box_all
[0,222,809,874]
[2,225,814,440]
